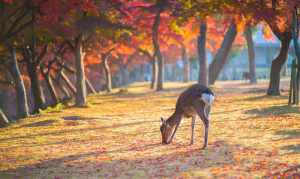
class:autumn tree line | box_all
[0,0,299,126]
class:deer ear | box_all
[160,117,164,123]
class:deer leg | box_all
[194,101,209,149]
[190,116,196,145]
[202,119,209,149]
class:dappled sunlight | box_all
[0,82,299,178]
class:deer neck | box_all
[166,111,182,128]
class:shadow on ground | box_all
[237,94,287,102]
[20,119,56,128]
[245,105,300,116]
[0,119,159,142]
[275,130,300,140]
[281,145,300,154]
[0,141,236,178]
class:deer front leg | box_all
[190,116,196,145]
[202,119,209,149]
[194,101,209,149]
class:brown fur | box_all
[160,84,214,149]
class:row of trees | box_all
[0,0,299,126]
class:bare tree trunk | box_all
[152,8,164,91]
[198,21,208,86]
[150,58,158,89]
[139,64,145,82]
[75,35,87,106]
[245,27,257,84]
[54,76,71,100]
[44,73,59,106]
[209,22,237,85]
[86,77,96,94]
[282,62,288,77]
[60,71,76,95]
[26,63,46,113]
[9,47,29,118]
[103,55,112,92]
[267,33,291,95]
[119,64,129,86]
[0,108,9,127]
[182,45,190,82]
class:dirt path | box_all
[0,81,299,178]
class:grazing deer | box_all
[160,84,214,149]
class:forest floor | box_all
[0,80,299,178]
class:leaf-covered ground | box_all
[0,81,299,178]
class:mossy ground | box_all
[0,81,299,178]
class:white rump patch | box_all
[201,93,214,106]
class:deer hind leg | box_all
[190,115,196,145]
[194,101,209,149]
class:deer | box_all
[160,84,214,149]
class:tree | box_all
[198,21,208,86]
[208,22,237,85]
[9,46,29,118]
[0,108,9,127]
[231,0,300,95]
[245,26,257,84]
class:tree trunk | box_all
[139,64,145,82]
[267,33,291,95]
[9,47,29,118]
[75,35,87,106]
[26,63,46,113]
[152,8,164,91]
[245,27,257,84]
[182,45,190,82]
[44,73,59,106]
[150,58,158,89]
[119,64,129,86]
[103,56,112,92]
[86,77,96,94]
[0,108,9,127]
[208,22,237,85]
[55,77,71,100]
[282,62,288,77]
[198,21,208,86]
[60,71,76,95]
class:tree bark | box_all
[245,27,257,84]
[9,47,29,118]
[139,64,145,82]
[54,76,71,100]
[152,8,164,91]
[182,45,190,82]
[208,22,237,85]
[26,62,46,113]
[150,58,158,89]
[267,33,292,95]
[0,108,9,127]
[60,71,76,95]
[103,54,112,92]
[86,77,96,94]
[119,64,129,86]
[74,34,87,106]
[44,73,59,106]
[198,21,208,86]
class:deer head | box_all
[160,117,173,144]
